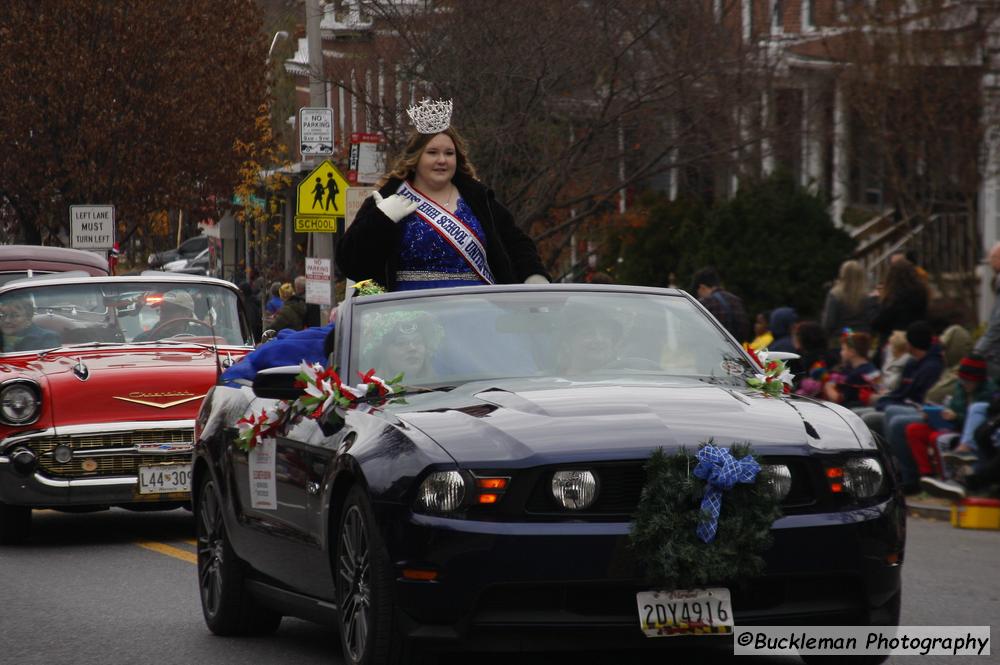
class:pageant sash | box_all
[396,181,495,284]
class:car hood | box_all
[387,378,867,466]
[9,348,224,428]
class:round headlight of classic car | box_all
[761,464,792,500]
[551,470,598,510]
[415,471,466,513]
[0,382,40,425]
[844,457,885,499]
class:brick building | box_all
[279,1,1000,314]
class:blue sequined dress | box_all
[396,197,490,291]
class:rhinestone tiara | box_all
[406,98,453,134]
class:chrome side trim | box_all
[40,445,194,459]
[32,473,138,488]
[60,420,193,436]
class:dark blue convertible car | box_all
[192,285,904,665]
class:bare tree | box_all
[326,0,777,275]
[837,0,987,220]
[0,0,269,246]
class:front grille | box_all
[28,429,193,478]
[524,458,817,517]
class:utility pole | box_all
[304,0,336,313]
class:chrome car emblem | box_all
[73,357,89,381]
[112,391,205,409]
[135,442,194,453]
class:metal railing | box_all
[851,210,980,295]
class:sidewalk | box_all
[905,493,953,522]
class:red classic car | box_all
[0,244,110,286]
[0,273,253,543]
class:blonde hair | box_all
[887,330,908,356]
[830,260,867,311]
[381,127,478,186]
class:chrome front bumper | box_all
[0,420,193,507]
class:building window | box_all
[802,0,814,31]
[742,0,753,42]
[771,0,783,33]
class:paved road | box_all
[0,510,995,665]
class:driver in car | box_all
[556,305,623,375]
[0,295,61,352]
[133,289,202,342]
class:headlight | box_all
[0,382,40,425]
[415,471,465,513]
[761,464,792,500]
[844,457,885,499]
[551,470,598,509]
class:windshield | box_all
[0,281,250,353]
[349,291,754,387]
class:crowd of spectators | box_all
[690,251,999,501]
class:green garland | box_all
[629,443,783,591]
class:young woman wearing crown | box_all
[336,99,550,291]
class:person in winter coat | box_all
[860,321,944,492]
[0,295,60,352]
[689,267,751,343]
[821,259,877,345]
[871,259,929,360]
[337,99,548,291]
[823,331,880,407]
[904,354,995,483]
[973,241,1000,379]
[768,306,798,353]
[269,277,308,333]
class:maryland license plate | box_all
[138,464,192,494]
[636,587,733,637]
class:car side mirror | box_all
[252,366,303,400]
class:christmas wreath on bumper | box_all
[630,443,783,591]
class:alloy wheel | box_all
[197,483,225,617]
[337,504,371,662]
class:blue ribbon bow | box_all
[692,445,761,543]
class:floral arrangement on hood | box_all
[235,361,403,452]
[744,347,793,397]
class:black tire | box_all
[0,501,31,545]
[196,475,282,636]
[335,485,411,665]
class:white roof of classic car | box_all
[0,272,241,294]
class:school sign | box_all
[295,160,348,233]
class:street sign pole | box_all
[303,0,337,316]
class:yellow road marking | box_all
[185,538,197,546]
[136,540,197,564]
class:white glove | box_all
[524,274,549,284]
[373,192,419,223]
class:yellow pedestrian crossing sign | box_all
[296,160,348,232]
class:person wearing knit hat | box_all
[957,354,988,384]
[903,352,996,485]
